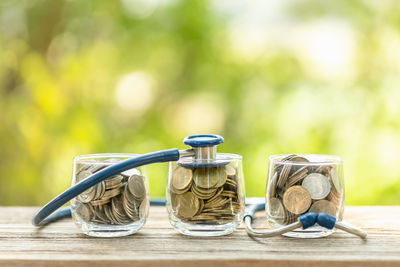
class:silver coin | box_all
[301,173,331,200]
[128,174,146,200]
[77,170,92,182]
[330,167,341,192]
[123,185,139,219]
[93,206,109,223]
[76,171,97,203]
[139,198,149,219]
[105,175,124,189]
[76,203,94,222]
[88,164,107,173]
[102,187,122,199]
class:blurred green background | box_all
[1,0,400,206]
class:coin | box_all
[268,172,278,198]
[74,161,149,225]
[329,167,341,192]
[93,206,109,223]
[286,167,308,188]
[214,167,228,188]
[102,187,122,199]
[282,185,311,214]
[277,164,291,188]
[88,164,107,173]
[171,166,193,191]
[302,173,331,200]
[76,203,94,222]
[77,186,96,203]
[309,200,336,216]
[175,191,200,218]
[90,198,110,206]
[123,186,139,219]
[225,165,236,177]
[112,195,129,223]
[128,174,145,200]
[105,175,124,189]
[170,165,242,225]
[93,181,106,200]
[193,168,219,189]
[287,156,309,162]
[191,185,217,199]
[139,198,149,219]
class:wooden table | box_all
[0,206,399,266]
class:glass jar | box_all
[166,154,245,236]
[266,154,344,238]
[71,153,149,237]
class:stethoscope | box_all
[32,134,367,239]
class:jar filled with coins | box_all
[166,154,245,236]
[71,154,149,237]
[266,154,344,238]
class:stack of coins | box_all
[267,154,343,225]
[170,164,243,225]
[74,161,148,225]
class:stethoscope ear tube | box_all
[244,203,367,239]
[32,149,180,226]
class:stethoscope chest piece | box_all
[178,135,230,168]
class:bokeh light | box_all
[0,0,400,206]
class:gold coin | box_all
[225,165,236,177]
[191,185,217,199]
[175,191,200,218]
[309,200,336,216]
[207,187,224,202]
[193,168,219,189]
[214,167,227,188]
[171,166,193,191]
[197,199,204,215]
[282,185,311,214]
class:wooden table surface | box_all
[0,206,399,267]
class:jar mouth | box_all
[179,153,242,162]
[269,154,343,165]
[74,153,141,164]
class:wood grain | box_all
[0,206,399,266]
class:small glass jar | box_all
[266,154,344,238]
[166,154,245,236]
[71,153,149,237]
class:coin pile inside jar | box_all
[170,164,243,224]
[267,154,343,225]
[74,160,148,225]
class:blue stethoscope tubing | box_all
[243,202,367,239]
[32,131,366,238]
[38,197,367,239]
[32,149,180,226]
